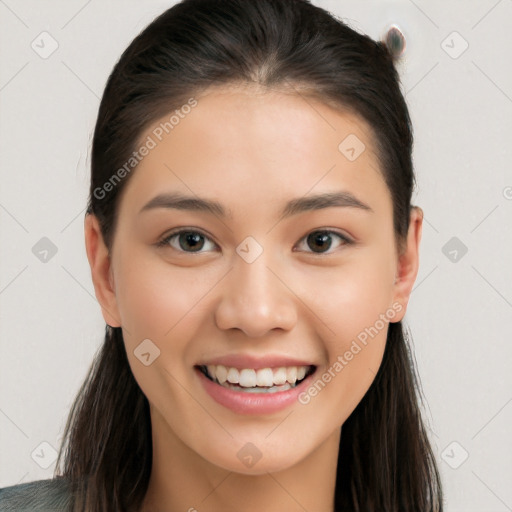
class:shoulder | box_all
[0,477,72,511]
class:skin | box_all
[84,83,422,512]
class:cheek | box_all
[112,252,214,406]
[114,247,206,331]
[296,251,395,415]
[305,248,395,338]
[112,249,216,374]
[112,257,214,404]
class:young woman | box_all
[0,0,443,510]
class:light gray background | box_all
[1,1,511,510]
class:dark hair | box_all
[54,0,444,510]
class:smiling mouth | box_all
[196,364,317,394]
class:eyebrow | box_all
[138,190,374,219]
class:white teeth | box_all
[286,366,297,383]
[207,365,217,381]
[222,381,292,394]
[215,364,228,384]
[256,368,274,387]
[203,364,313,387]
[226,367,240,384]
[239,369,257,388]
[273,367,287,385]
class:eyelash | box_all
[156,228,353,255]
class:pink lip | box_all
[196,354,316,370]
[195,366,317,415]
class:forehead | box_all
[117,84,390,220]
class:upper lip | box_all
[196,354,317,370]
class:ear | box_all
[84,213,122,327]
[391,206,423,322]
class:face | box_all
[85,83,421,475]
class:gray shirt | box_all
[0,478,72,511]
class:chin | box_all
[202,444,305,475]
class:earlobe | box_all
[391,206,423,322]
[84,213,122,327]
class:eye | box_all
[156,229,218,253]
[156,228,353,255]
[294,230,353,254]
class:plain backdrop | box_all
[1,1,511,510]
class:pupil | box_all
[180,232,204,252]
[308,231,331,253]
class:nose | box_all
[214,251,297,337]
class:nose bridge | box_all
[214,242,297,336]
[234,234,278,297]
[236,248,276,303]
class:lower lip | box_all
[195,366,317,415]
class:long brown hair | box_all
[54,0,444,510]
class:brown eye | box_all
[157,229,217,253]
[176,231,205,252]
[297,230,352,254]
